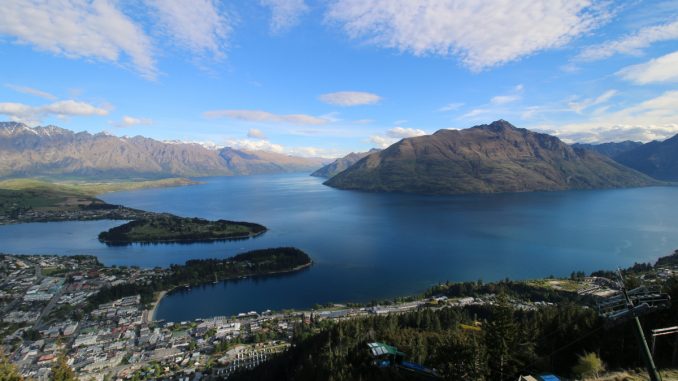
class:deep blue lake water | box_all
[1,174,676,321]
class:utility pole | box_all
[619,282,661,381]
[597,270,670,381]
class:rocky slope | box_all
[311,149,380,178]
[325,120,657,194]
[0,122,326,179]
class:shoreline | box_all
[147,290,167,323]
[149,260,313,321]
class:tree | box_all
[572,352,605,379]
[484,294,518,381]
[0,350,23,381]
[51,355,77,381]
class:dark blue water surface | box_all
[1,174,677,321]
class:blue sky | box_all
[1,0,677,158]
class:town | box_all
[1,253,676,381]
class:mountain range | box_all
[574,138,678,181]
[325,120,657,194]
[612,135,678,181]
[0,122,327,179]
[571,141,643,158]
[311,149,381,178]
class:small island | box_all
[98,215,267,245]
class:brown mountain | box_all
[325,120,657,194]
[311,149,381,178]
[0,122,327,179]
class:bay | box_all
[0,173,676,321]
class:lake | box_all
[1,174,676,321]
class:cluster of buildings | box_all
[0,204,154,225]
[0,254,309,380]
[2,251,677,380]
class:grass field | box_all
[0,177,197,196]
[0,177,196,219]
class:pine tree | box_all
[484,293,518,381]
[0,350,23,381]
[51,355,77,381]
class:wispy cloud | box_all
[145,0,231,61]
[225,138,284,153]
[203,109,330,125]
[490,84,524,105]
[576,20,678,61]
[0,0,234,79]
[616,50,678,84]
[260,0,309,33]
[247,128,267,139]
[319,91,382,106]
[0,0,156,79]
[438,102,464,112]
[111,115,153,128]
[386,127,426,139]
[225,138,341,158]
[0,100,110,125]
[537,90,678,143]
[326,0,610,71]
[5,84,57,100]
[370,126,426,148]
[568,89,617,113]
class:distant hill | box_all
[571,141,643,158]
[612,134,678,181]
[311,149,381,178]
[0,122,327,179]
[219,147,326,175]
[325,120,656,195]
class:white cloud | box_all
[461,108,492,119]
[438,102,464,112]
[225,139,341,158]
[491,84,524,105]
[0,100,109,125]
[617,50,678,84]
[386,127,426,138]
[326,0,609,71]
[5,84,57,100]
[260,0,309,33]
[538,90,678,143]
[577,20,678,61]
[319,91,382,106]
[568,89,617,113]
[145,0,231,60]
[370,126,427,148]
[203,109,329,125]
[491,95,521,105]
[0,0,156,79]
[112,115,153,128]
[369,134,397,149]
[247,128,266,139]
[286,146,341,158]
[225,139,285,153]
